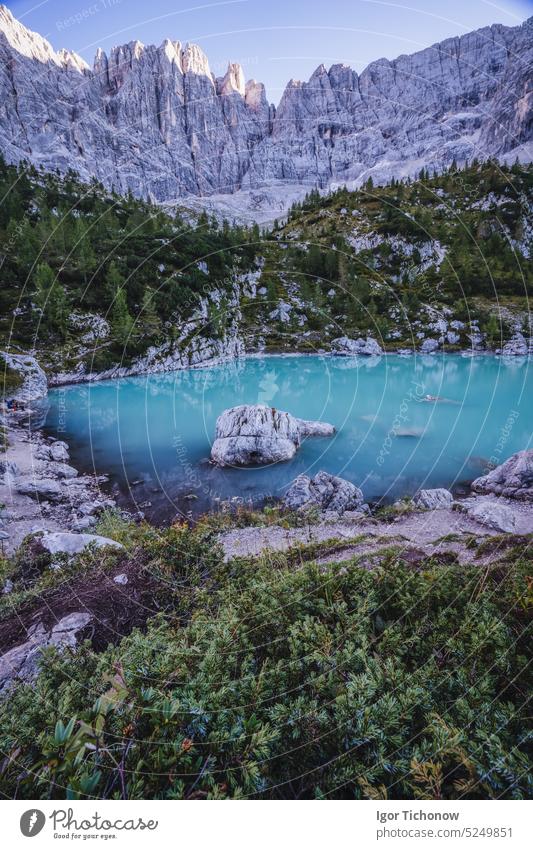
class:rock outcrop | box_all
[331,336,383,356]
[0,352,47,402]
[0,6,531,213]
[210,404,335,466]
[283,471,364,513]
[472,450,533,501]
[0,612,92,693]
[501,334,530,357]
[420,339,440,354]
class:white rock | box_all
[331,336,383,356]
[0,352,47,402]
[16,478,64,502]
[420,338,440,354]
[465,501,516,533]
[113,573,128,585]
[502,333,529,357]
[49,441,70,462]
[210,404,335,466]
[283,471,364,513]
[413,488,453,509]
[39,532,124,556]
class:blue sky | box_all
[7,0,533,102]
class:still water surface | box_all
[45,354,532,521]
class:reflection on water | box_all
[44,354,532,522]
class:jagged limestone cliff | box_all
[0,4,531,217]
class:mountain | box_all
[0,4,531,216]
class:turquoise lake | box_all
[44,354,532,521]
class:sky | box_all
[7,0,533,103]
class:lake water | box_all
[44,354,532,522]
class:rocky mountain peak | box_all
[0,3,82,70]
[0,8,530,215]
[218,62,246,97]
[181,42,212,78]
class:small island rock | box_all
[210,405,335,467]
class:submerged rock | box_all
[283,471,364,514]
[210,405,335,467]
[331,336,383,356]
[472,450,533,501]
[413,488,453,509]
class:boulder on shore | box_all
[413,488,453,509]
[472,450,533,501]
[420,338,440,354]
[283,471,364,514]
[502,333,529,358]
[16,477,64,502]
[39,532,124,557]
[331,336,383,357]
[463,500,516,533]
[210,405,335,467]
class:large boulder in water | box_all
[210,405,335,467]
[283,471,364,513]
[472,450,533,501]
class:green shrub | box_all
[0,526,530,800]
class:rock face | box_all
[0,352,47,402]
[331,337,383,356]
[472,450,533,501]
[413,488,453,509]
[0,6,530,210]
[210,405,335,466]
[283,471,364,513]
[420,339,440,354]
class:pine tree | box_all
[111,287,134,347]
[34,262,68,338]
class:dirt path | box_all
[218,504,532,564]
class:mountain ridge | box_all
[0,4,531,216]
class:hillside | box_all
[1,157,532,389]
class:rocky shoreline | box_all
[0,354,121,554]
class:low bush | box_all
[0,525,530,800]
